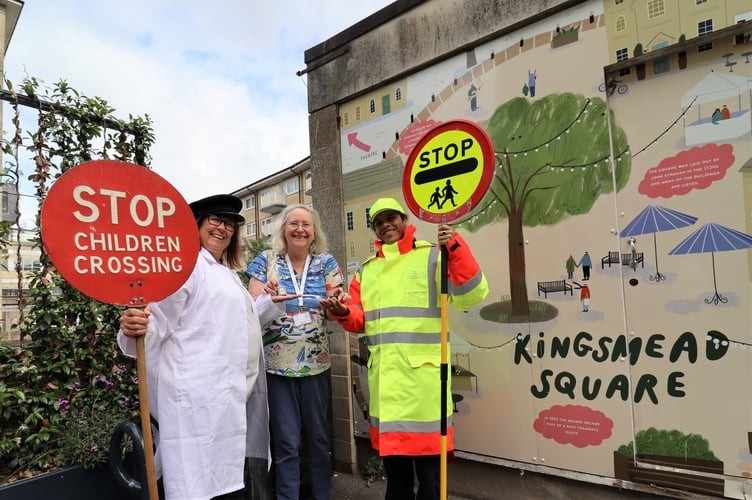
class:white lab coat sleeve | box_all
[246,294,272,464]
[117,319,163,358]
[253,292,285,326]
[116,282,192,358]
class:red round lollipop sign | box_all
[41,160,200,306]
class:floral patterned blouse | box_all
[246,251,344,377]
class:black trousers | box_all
[382,455,440,500]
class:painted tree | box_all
[460,93,630,317]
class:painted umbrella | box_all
[619,204,697,282]
[668,222,752,305]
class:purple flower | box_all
[91,444,99,452]
[94,374,114,387]
[57,398,70,414]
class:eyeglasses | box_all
[286,221,312,229]
[207,215,237,232]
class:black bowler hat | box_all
[189,194,245,224]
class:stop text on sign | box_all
[73,186,177,226]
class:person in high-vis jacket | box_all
[320,198,488,500]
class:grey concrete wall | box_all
[306,0,584,477]
[305,0,583,112]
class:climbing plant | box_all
[0,76,155,479]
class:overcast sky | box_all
[3,0,393,224]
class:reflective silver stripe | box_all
[366,331,442,345]
[370,415,453,431]
[364,307,440,321]
[448,268,484,296]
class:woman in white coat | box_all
[118,194,288,500]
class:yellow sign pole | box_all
[440,243,449,500]
[401,119,496,500]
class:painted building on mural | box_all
[305,0,752,497]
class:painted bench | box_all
[537,280,573,298]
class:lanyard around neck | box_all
[285,254,311,309]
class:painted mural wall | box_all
[339,1,752,497]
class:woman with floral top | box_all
[246,204,348,500]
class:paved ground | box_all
[330,459,678,500]
[329,438,700,500]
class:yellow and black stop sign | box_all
[402,119,495,223]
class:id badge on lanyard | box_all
[286,254,312,326]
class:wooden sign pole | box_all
[136,336,159,499]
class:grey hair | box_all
[271,204,328,256]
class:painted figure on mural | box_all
[468,83,479,111]
[565,255,577,280]
[578,251,592,280]
[527,69,537,97]
[580,284,590,312]
[711,108,723,124]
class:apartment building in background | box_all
[0,224,41,341]
[231,157,313,248]
[0,2,29,341]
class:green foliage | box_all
[238,237,271,285]
[552,23,579,39]
[616,427,719,461]
[57,366,139,469]
[362,455,385,487]
[461,93,631,231]
[634,43,644,56]
[246,237,271,261]
[0,76,154,478]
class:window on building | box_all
[246,222,256,237]
[365,208,371,229]
[698,19,713,52]
[698,18,713,35]
[343,112,349,125]
[695,0,707,4]
[396,88,402,101]
[261,217,273,228]
[614,0,623,4]
[245,194,255,210]
[349,241,356,259]
[616,47,631,76]
[346,211,354,231]
[355,107,361,121]
[615,16,626,32]
[283,177,299,195]
[369,99,376,114]
[22,260,42,272]
[304,172,312,192]
[647,0,664,19]
[369,239,375,254]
